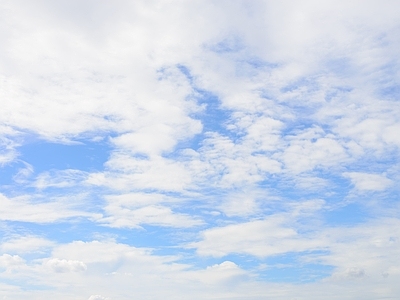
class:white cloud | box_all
[343,172,393,191]
[50,240,162,265]
[183,132,282,189]
[1,0,400,299]
[192,216,323,258]
[0,227,399,299]
[189,261,247,284]
[0,193,100,223]
[0,236,54,254]
[0,1,205,153]
[45,258,87,273]
[219,192,260,217]
[89,154,193,192]
[101,203,202,228]
[282,135,348,174]
[88,296,110,300]
[0,254,24,269]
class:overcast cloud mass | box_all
[1,0,400,299]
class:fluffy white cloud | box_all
[188,261,247,284]
[46,258,87,273]
[0,254,24,269]
[280,125,349,174]
[88,154,193,192]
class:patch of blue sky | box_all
[19,139,111,173]
[0,161,24,186]
[3,220,99,246]
[323,202,369,227]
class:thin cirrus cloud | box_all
[0,0,400,299]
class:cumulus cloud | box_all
[190,261,247,284]
[0,254,25,269]
[46,258,87,273]
[89,154,193,192]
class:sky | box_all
[0,0,400,299]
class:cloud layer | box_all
[1,0,400,299]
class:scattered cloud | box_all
[0,0,400,299]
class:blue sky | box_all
[1,1,400,299]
